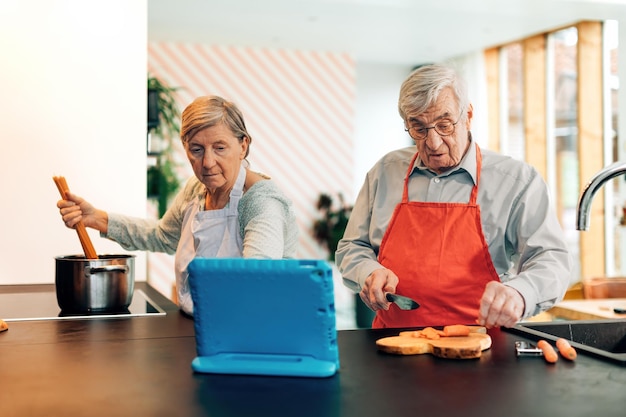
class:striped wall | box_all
[147,41,356,298]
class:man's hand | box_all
[359,268,399,311]
[477,281,525,328]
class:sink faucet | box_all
[577,161,626,230]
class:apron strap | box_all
[401,152,421,203]
[226,162,247,214]
[470,144,481,205]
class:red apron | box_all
[372,145,499,328]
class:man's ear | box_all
[466,103,474,130]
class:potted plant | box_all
[312,193,351,262]
[147,74,182,218]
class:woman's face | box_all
[185,123,248,193]
[404,88,473,174]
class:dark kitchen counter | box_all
[1,283,625,417]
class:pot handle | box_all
[84,265,129,276]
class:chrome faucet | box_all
[577,161,626,230]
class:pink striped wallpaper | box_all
[147,41,356,296]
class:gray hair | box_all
[398,64,469,121]
[180,95,252,158]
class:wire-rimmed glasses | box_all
[405,109,464,141]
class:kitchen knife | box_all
[386,293,420,310]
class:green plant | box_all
[313,192,374,328]
[147,74,182,217]
[313,193,352,261]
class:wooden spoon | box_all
[52,176,98,259]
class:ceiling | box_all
[148,0,626,66]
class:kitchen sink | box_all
[506,319,626,366]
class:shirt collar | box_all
[413,133,478,185]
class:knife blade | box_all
[385,293,420,310]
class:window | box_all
[487,20,619,285]
[551,26,580,281]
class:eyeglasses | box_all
[405,109,464,141]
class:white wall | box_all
[0,0,147,284]
[352,62,413,198]
[449,52,489,148]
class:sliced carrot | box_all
[442,324,471,337]
[421,327,441,340]
[556,338,577,361]
[537,340,559,363]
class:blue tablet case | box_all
[187,258,340,378]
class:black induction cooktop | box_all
[0,289,166,321]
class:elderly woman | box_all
[57,95,298,315]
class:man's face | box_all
[404,88,473,174]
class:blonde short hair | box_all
[180,95,252,158]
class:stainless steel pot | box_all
[55,254,135,313]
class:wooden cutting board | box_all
[376,332,492,359]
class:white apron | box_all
[174,163,247,315]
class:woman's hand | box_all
[359,268,399,311]
[57,192,108,233]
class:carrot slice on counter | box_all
[556,338,577,361]
[537,340,559,363]
[442,324,471,337]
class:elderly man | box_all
[336,63,573,329]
